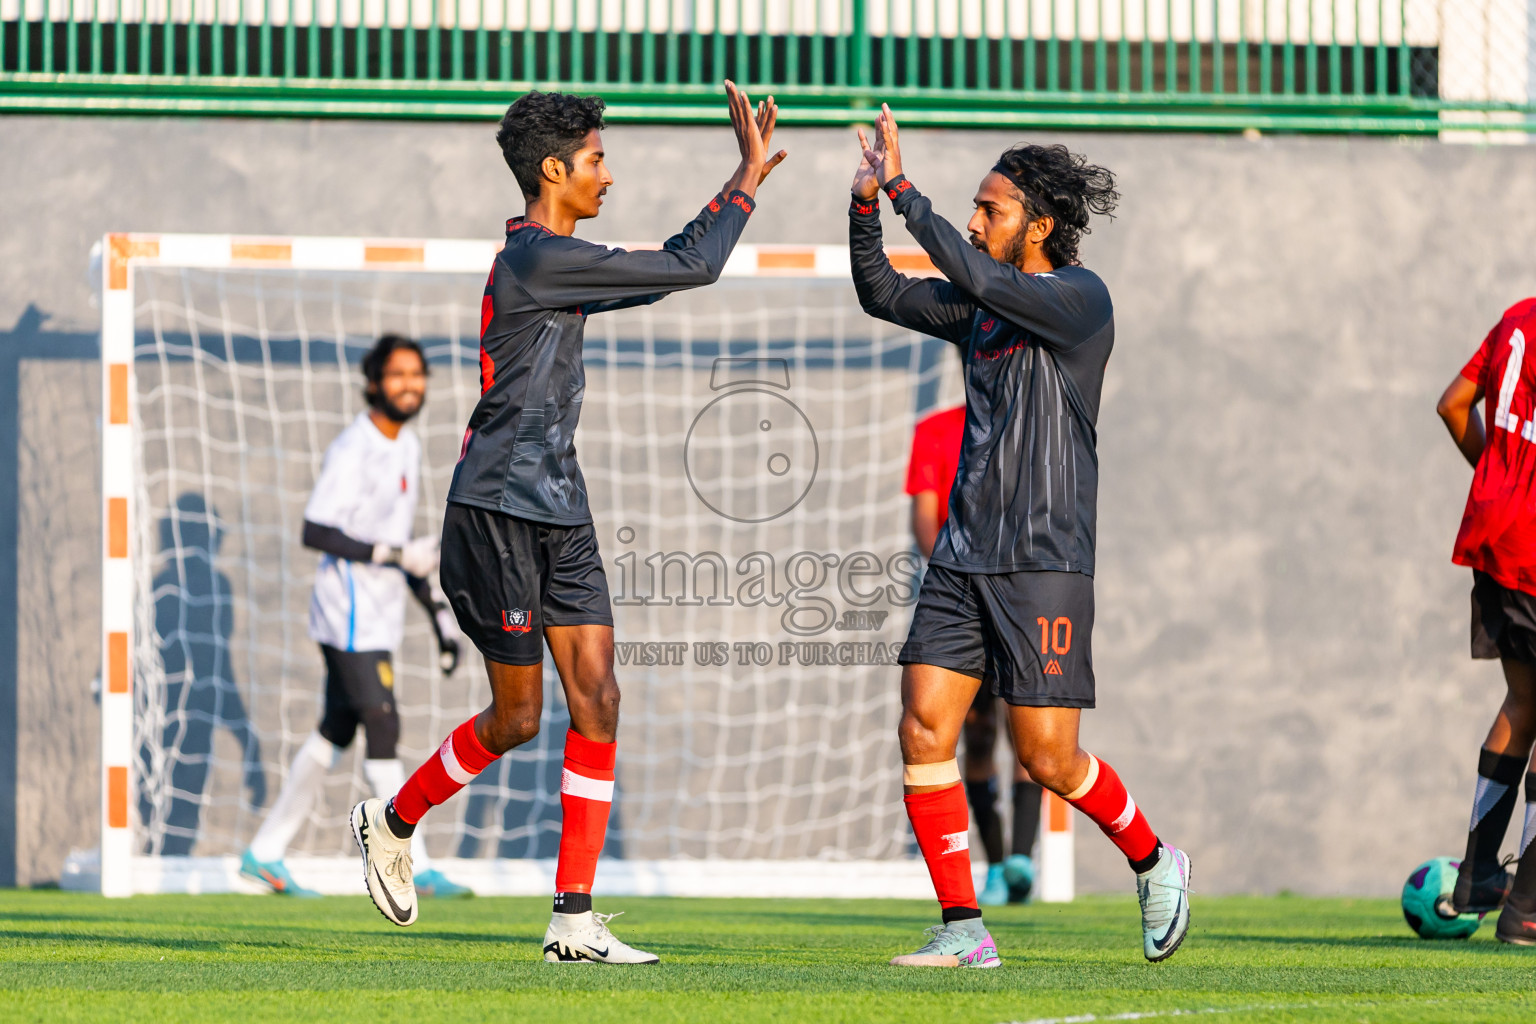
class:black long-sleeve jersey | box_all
[851,176,1114,575]
[448,189,757,525]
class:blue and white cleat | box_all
[1137,843,1191,962]
[239,849,321,897]
[978,864,1009,906]
[889,919,1001,967]
[1003,853,1035,904]
[415,868,473,899]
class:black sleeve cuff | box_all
[707,192,727,214]
[883,175,918,212]
[725,190,756,215]
[849,195,880,216]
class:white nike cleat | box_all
[542,910,660,964]
[349,798,417,927]
[1138,843,1191,962]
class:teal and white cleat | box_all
[1137,843,1191,962]
[1003,853,1035,904]
[889,919,1001,967]
[415,868,473,899]
[978,864,1009,906]
[239,849,320,897]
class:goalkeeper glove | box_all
[372,536,440,577]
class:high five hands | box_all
[724,81,788,198]
[852,103,904,199]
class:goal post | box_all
[93,230,1074,900]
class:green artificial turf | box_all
[1,890,1532,1023]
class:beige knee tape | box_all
[1063,754,1100,802]
[902,759,961,787]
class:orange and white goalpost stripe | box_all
[96,231,941,280]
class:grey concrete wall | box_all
[4,115,1534,893]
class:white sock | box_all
[1521,803,1536,858]
[363,758,433,871]
[248,732,341,862]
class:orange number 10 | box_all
[1036,616,1073,655]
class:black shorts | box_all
[317,644,398,758]
[440,502,613,666]
[899,565,1095,708]
[1472,570,1536,663]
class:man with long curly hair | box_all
[850,107,1191,967]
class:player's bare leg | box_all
[1459,657,1536,939]
[1006,705,1191,962]
[891,663,1000,967]
[962,698,1008,906]
[1003,721,1041,902]
[537,624,657,964]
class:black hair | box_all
[496,91,608,200]
[993,144,1119,268]
[362,334,427,410]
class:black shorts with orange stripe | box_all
[898,566,1095,708]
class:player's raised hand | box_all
[754,95,789,186]
[859,103,904,188]
[723,80,784,197]
[852,127,881,200]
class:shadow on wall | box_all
[138,492,267,855]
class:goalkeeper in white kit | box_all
[241,334,470,898]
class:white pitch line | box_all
[1002,996,1454,1024]
[1001,1002,1322,1024]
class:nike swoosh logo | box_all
[1152,890,1185,951]
[373,865,412,921]
[544,942,607,961]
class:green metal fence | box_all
[2,0,1533,131]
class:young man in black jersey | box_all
[850,106,1190,966]
[350,84,785,963]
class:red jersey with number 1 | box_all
[1453,298,1536,593]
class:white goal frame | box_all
[95,230,1074,900]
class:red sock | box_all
[392,717,498,824]
[904,782,977,911]
[1066,755,1160,867]
[555,729,616,895]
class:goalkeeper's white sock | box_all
[364,757,433,871]
[248,731,340,862]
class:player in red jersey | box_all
[1438,297,1536,944]
[906,405,1042,905]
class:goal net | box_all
[90,231,1073,898]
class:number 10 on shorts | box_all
[1036,617,1073,655]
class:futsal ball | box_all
[1401,857,1482,939]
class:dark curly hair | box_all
[497,91,607,200]
[362,333,426,410]
[993,143,1119,268]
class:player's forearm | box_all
[848,195,903,320]
[886,175,1098,346]
[301,520,375,562]
[723,159,766,201]
[661,194,728,253]
[1440,405,1486,467]
[1437,376,1486,468]
[525,197,755,307]
[910,498,939,560]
